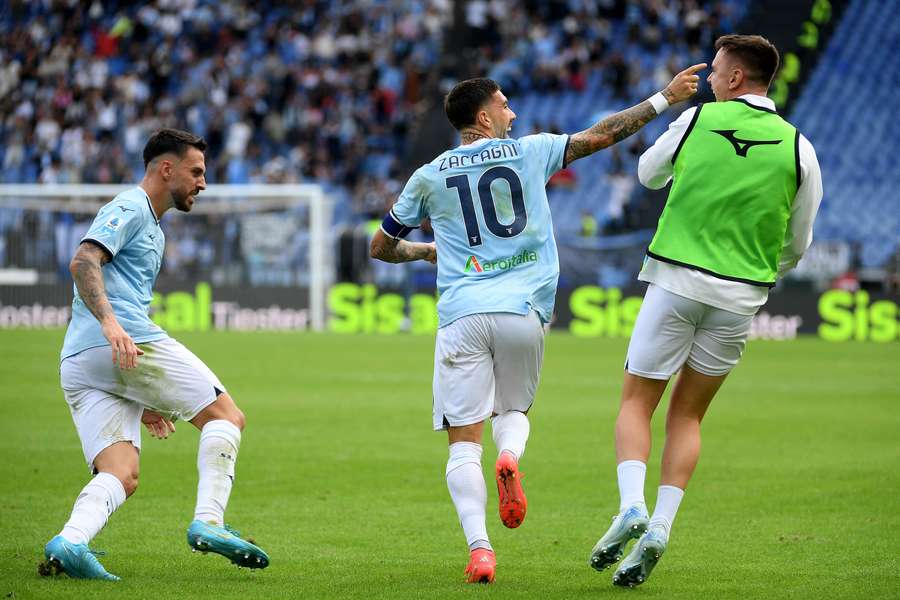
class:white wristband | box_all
[649,92,670,115]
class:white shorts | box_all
[60,338,226,470]
[625,284,754,379]
[432,311,544,431]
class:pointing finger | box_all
[682,63,708,75]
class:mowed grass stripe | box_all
[0,330,897,599]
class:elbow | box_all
[636,160,652,188]
[369,239,383,261]
[636,170,650,188]
[69,257,81,280]
[639,171,667,190]
[637,172,656,189]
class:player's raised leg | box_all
[490,310,544,529]
[492,411,529,529]
[187,391,269,569]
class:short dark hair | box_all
[714,34,780,87]
[143,128,208,169]
[444,78,500,131]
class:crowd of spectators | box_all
[0,0,746,285]
[1,0,449,191]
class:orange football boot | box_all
[495,451,527,528]
[464,548,496,584]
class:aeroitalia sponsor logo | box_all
[464,255,484,272]
[464,250,538,273]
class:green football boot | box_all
[612,524,667,588]
[589,503,649,572]
[40,535,120,581]
[187,520,269,569]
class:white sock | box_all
[491,411,530,462]
[617,460,647,511]
[194,420,241,526]
[59,472,126,545]
[446,442,491,551]
[649,485,684,537]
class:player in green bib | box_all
[589,35,823,587]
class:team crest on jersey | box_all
[464,250,538,274]
[103,216,124,231]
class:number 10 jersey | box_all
[384,133,569,327]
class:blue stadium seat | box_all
[790,0,900,267]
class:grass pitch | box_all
[0,330,897,599]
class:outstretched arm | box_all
[70,241,143,369]
[564,63,707,165]
[370,229,437,264]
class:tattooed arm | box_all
[370,229,437,264]
[69,241,143,369]
[564,63,707,166]
[564,100,662,165]
[70,242,114,323]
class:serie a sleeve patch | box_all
[103,216,125,232]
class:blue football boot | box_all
[589,503,649,572]
[40,535,120,581]
[187,520,269,569]
[612,524,668,587]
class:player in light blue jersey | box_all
[370,69,704,583]
[40,129,268,581]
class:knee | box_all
[219,393,245,430]
[114,469,139,497]
[231,407,246,431]
[195,392,245,431]
[664,409,703,433]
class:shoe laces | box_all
[223,524,242,538]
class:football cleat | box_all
[589,503,649,572]
[187,520,269,569]
[495,451,527,529]
[612,524,667,588]
[39,535,120,581]
[464,548,496,584]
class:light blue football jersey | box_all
[61,187,169,359]
[386,133,569,327]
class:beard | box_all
[172,189,195,212]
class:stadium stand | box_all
[789,0,900,269]
[2,0,894,283]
